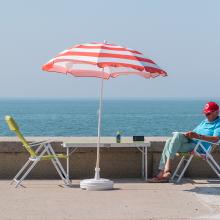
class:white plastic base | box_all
[80,178,114,191]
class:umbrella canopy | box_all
[42,42,167,79]
[42,42,167,190]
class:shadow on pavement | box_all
[184,186,220,195]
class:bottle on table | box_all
[116,131,122,143]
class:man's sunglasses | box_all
[205,112,212,116]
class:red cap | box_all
[203,102,219,114]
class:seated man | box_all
[149,101,220,183]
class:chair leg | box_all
[53,158,69,182]
[15,147,48,188]
[51,158,69,184]
[171,156,185,181]
[49,145,67,179]
[206,159,220,178]
[10,159,32,185]
[177,154,194,183]
[207,154,220,172]
[46,144,69,184]
[15,159,40,188]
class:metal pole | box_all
[67,147,69,182]
[94,70,104,179]
[145,146,148,181]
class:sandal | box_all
[148,171,171,183]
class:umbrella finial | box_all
[103,40,107,44]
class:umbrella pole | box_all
[94,73,104,180]
[80,70,113,190]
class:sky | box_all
[1,0,220,99]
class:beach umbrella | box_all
[42,41,167,190]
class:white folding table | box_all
[62,137,150,181]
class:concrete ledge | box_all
[0,136,220,179]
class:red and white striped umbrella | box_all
[42,42,167,190]
[42,42,167,79]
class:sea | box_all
[0,98,219,137]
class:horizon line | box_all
[0,97,220,100]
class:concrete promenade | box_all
[1,136,220,219]
[1,179,220,220]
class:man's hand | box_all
[185,131,219,142]
[184,131,200,139]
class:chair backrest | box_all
[5,116,36,157]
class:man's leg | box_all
[159,132,195,172]
[158,138,172,171]
[163,132,196,173]
[149,137,173,182]
[165,132,191,159]
[164,159,172,174]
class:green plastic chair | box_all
[5,115,69,187]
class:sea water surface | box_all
[0,98,218,137]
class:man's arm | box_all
[185,131,219,143]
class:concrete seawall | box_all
[0,136,220,179]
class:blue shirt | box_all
[192,116,220,152]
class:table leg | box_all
[141,147,145,179]
[67,147,70,182]
[145,146,148,181]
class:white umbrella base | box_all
[80,178,114,191]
